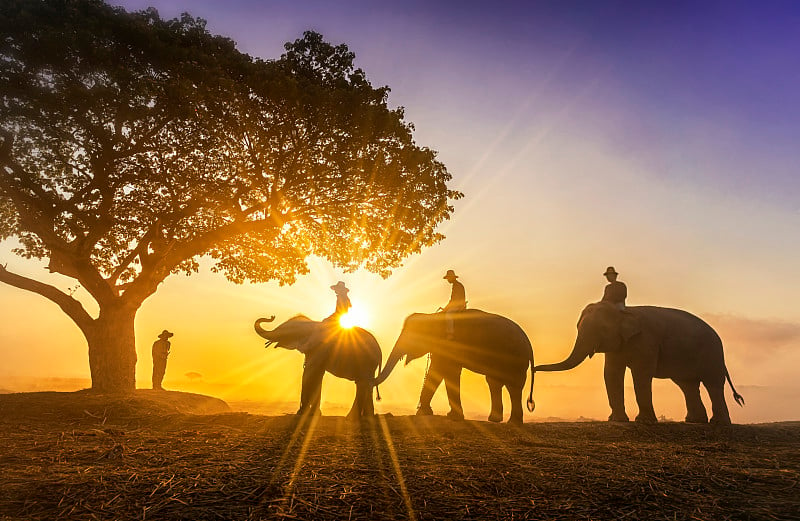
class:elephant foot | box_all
[507,415,523,425]
[446,410,464,421]
[635,413,658,424]
[685,414,709,424]
[416,404,434,416]
[709,415,732,426]
[487,412,503,423]
[297,407,322,417]
[608,412,630,423]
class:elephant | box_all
[374,309,535,424]
[254,315,382,419]
[534,301,745,425]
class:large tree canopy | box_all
[0,0,460,392]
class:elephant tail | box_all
[375,357,382,402]
[526,349,536,413]
[725,367,745,407]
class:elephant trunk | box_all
[534,336,593,373]
[374,348,404,386]
[254,316,277,339]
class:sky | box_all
[1,0,799,422]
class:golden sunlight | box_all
[339,308,369,329]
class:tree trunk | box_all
[86,306,138,393]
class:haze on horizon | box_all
[1,0,798,423]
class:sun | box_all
[339,308,369,329]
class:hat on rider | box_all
[158,330,173,339]
[330,281,349,294]
[443,269,459,280]
[603,266,618,276]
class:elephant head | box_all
[374,313,439,385]
[254,315,318,352]
[535,302,641,372]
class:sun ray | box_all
[269,413,323,519]
[285,413,321,494]
[366,417,398,511]
[377,415,418,521]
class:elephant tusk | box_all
[264,341,276,349]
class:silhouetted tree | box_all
[0,0,460,392]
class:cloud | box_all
[704,314,800,353]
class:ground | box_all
[0,392,798,520]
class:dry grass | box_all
[0,392,798,520]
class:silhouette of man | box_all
[442,269,466,339]
[601,266,627,310]
[301,281,351,357]
[152,330,173,390]
[326,281,352,322]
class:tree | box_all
[0,0,461,393]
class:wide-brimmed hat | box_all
[158,330,173,339]
[603,266,619,276]
[330,281,349,293]
[443,269,459,280]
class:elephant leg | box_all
[604,353,629,422]
[299,363,325,416]
[358,380,375,418]
[632,371,657,423]
[443,366,464,420]
[673,378,708,423]
[346,384,362,420]
[417,357,445,415]
[486,377,503,423]
[704,378,732,425]
[506,382,524,424]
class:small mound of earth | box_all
[0,390,229,424]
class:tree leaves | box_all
[0,0,461,311]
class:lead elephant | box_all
[254,315,382,418]
[374,310,535,423]
[535,302,744,424]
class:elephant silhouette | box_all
[375,309,534,423]
[255,315,382,418]
[535,302,744,424]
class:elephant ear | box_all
[620,313,642,343]
[577,303,597,329]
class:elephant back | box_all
[324,327,382,381]
[407,309,533,364]
[621,305,726,379]
[628,306,720,340]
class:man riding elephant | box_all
[601,266,627,310]
[299,281,351,354]
[442,269,466,339]
[327,281,352,321]
[298,281,354,395]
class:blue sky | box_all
[114,0,800,205]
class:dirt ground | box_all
[0,392,798,520]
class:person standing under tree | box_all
[601,266,627,310]
[152,330,173,390]
[442,269,466,339]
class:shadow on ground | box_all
[0,392,797,520]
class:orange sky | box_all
[2,1,800,423]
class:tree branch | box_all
[0,263,94,333]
